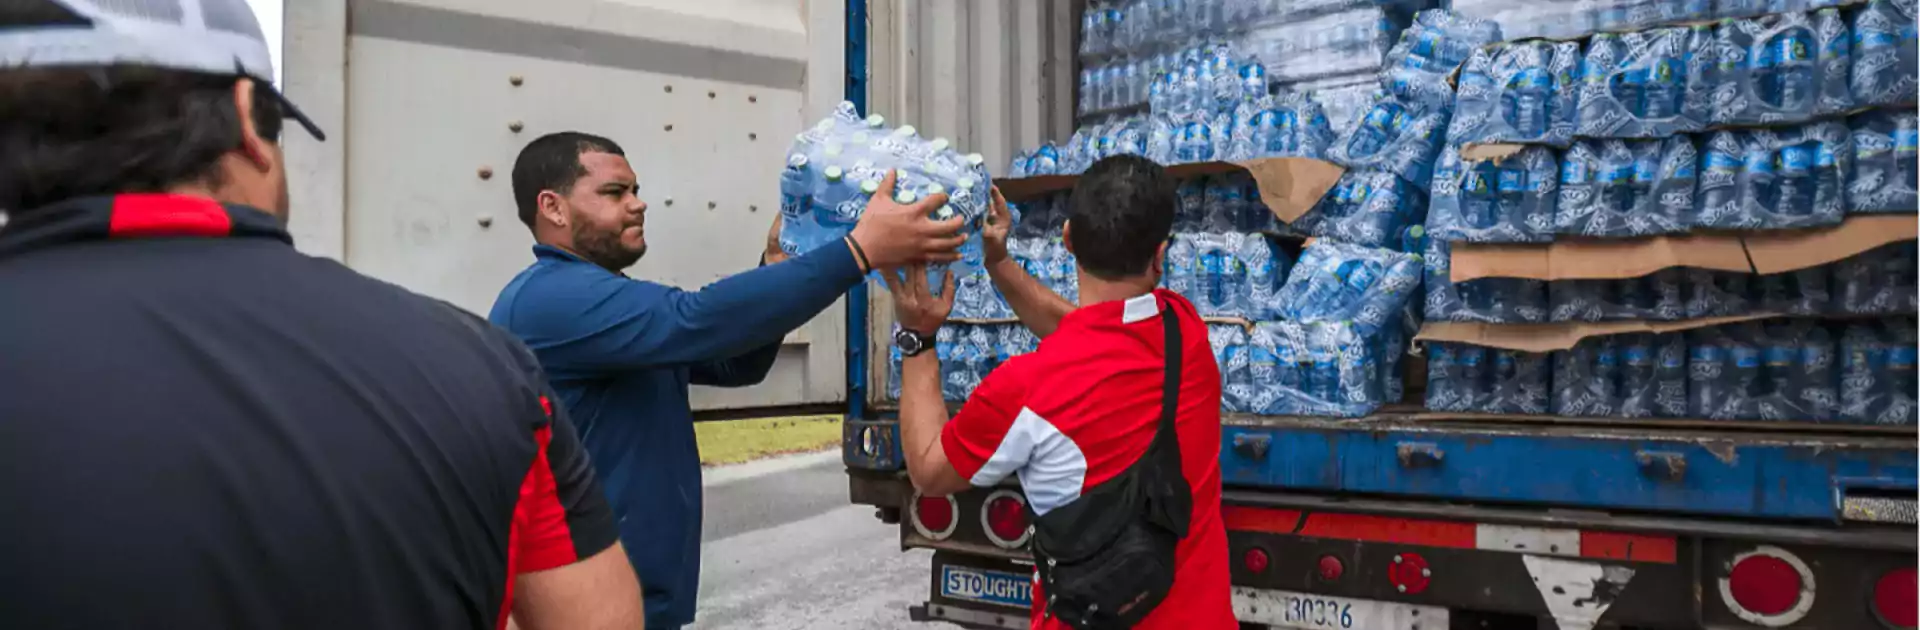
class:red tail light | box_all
[910,493,958,540]
[1719,546,1815,626]
[981,490,1031,548]
[1873,567,1916,628]
[1243,548,1270,574]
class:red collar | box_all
[0,194,291,258]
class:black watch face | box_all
[895,328,928,356]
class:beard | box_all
[571,221,645,271]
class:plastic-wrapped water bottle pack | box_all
[1328,92,1452,190]
[1244,320,1402,417]
[1211,323,1254,413]
[1547,270,1693,322]
[1162,232,1291,319]
[1430,145,1559,243]
[1172,173,1283,233]
[1423,240,1552,323]
[1553,332,1692,418]
[1837,317,1919,425]
[1555,136,1696,238]
[1237,7,1400,86]
[1694,122,1851,231]
[1577,27,1716,140]
[1831,241,1920,316]
[1450,40,1582,147]
[1302,77,1388,135]
[1011,193,1067,239]
[1297,170,1431,248]
[1849,0,1919,108]
[1274,240,1423,336]
[1227,92,1340,161]
[1847,109,1920,214]
[780,102,992,281]
[1381,10,1505,110]
[1709,8,1855,126]
[1426,342,1554,414]
[1688,320,1846,421]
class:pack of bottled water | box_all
[1296,170,1430,248]
[1430,145,1559,243]
[1381,10,1505,110]
[1449,41,1582,147]
[1552,332,1691,418]
[1246,320,1397,417]
[1211,323,1253,413]
[1007,143,1063,178]
[1227,92,1341,160]
[1555,137,1696,238]
[1577,27,1717,139]
[1007,237,1081,306]
[1328,92,1452,190]
[1838,317,1919,425]
[1693,123,1851,231]
[1238,7,1400,86]
[1756,265,1832,315]
[1423,239,1552,322]
[1848,110,1920,214]
[1709,9,1855,126]
[780,102,993,284]
[950,266,1013,321]
[1307,78,1388,134]
[1426,342,1553,414]
[1548,270,1691,322]
[1241,233,1291,320]
[998,324,1041,360]
[886,323,1046,403]
[1011,193,1067,239]
[1849,0,1919,108]
[1182,232,1253,318]
[1687,321,1844,421]
[1274,240,1423,336]
[1832,241,1920,315]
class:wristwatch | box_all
[894,325,936,358]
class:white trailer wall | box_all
[281,0,1073,412]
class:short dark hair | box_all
[0,66,283,212]
[1066,155,1177,280]
[512,132,627,229]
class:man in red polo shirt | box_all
[885,154,1236,629]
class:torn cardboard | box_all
[991,157,1347,225]
[1448,215,1920,283]
[1457,142,1529,163]
[1413,313,1784,353]
[1743,214,1919,274]
[1449,234,1752,283]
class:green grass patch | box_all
[695,415,842,466]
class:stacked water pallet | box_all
[1420,0,1919,425]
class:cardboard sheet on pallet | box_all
[1448,215,1920,283]
[1413,313,1781,353]
[1449,234,1752,283]
[994,157,1346,224]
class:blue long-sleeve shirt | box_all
[489,243,862,627]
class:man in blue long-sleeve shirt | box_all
[489,132,964,629]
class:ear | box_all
[1153,239,1168,273]
[1061,219,1074,255]
[232,79,276,173]
[537,190,569,228]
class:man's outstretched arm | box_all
[983,188,1075,338]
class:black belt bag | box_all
[1031,303,1193,629]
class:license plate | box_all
[1232,587,1449,630]
[939,565,1034,609]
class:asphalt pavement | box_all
[691,451,937,630]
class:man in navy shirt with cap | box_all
[491,132,965,629]
[0,1,643,628]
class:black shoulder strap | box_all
[1159,302,1181,437]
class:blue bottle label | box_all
[1764,345,1795,366]
[1735,349,1761,368]
[1562,159,1589,183]
[1707,151,1741,174]
[1497,168,1527,194]
[1691,345,1723,361]
[1779,146,1813,173]
[1896,128,1919,154]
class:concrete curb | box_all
[701,448,840,487]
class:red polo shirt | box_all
[941,289,1236,630]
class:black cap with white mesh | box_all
[1,0,326,141]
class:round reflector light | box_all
[1719,545,1815,627]
[1873,567,1917,628]
[1318,555,1344,582]
[910,493,958,540]
[981,490,1031,548]
[1243,548,1271,574]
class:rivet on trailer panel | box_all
[665,124,674,132]
[708,90,716,99]
[477,167,494,180]
[509,75,523,86]
[749,95,758,103]
[708,202,717,210]
[509,121,524,133]
[664,198,674,207]
[664,85,673,93]
[749,132,757,141]
[476,215,494,228]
